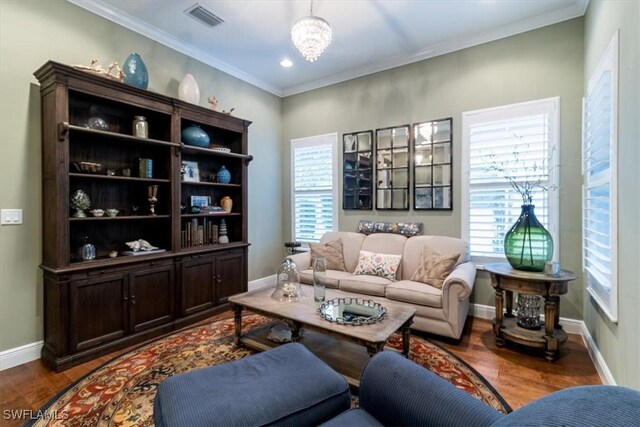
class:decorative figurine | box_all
[125,239,158,252]
[218,219,229,244]
[207,96,218,111]
[72,59,124,82]
[148,185,158,215]
[70,190,91,218]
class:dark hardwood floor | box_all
[0,314,601,426]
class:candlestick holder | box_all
[148,185,158,215]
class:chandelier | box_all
[291,1,332,62]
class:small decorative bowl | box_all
[106,209,119,217]
[73,161,103,174]
[90,209,105,217]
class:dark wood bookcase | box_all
[34,61,252,371]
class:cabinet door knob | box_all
[123,296,129,302]
[130,295,136,305]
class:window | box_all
[462,98,559,263]
[583,31,618,322]
[291,133,339,243]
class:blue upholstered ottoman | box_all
[153,343,351,427]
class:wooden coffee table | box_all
[228,285,415,387]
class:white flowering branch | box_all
[483,141,558,205]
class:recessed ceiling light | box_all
[280,58,293,68]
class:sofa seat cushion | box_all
[339,275,392,297]
[300,269,353,289]
[385,280,443,308]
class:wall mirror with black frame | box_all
[413,118,452,210]
[343,130,373,210]
[376,125,410,210]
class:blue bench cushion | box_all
[492,385,640,427]
[319,408,383,426]
[154,343,351,427]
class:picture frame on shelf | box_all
[190,195,211,208]
[182,160,200,182]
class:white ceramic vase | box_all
[178,73,200,105]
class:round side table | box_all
[484,262,577,361]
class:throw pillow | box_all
[353,250,402,281]
[309,239,347,271]
[411,246,461,289]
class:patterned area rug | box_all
[31,314,511,426]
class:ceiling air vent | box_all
[185,3,224,28]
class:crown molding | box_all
[66,0,284,97]
[67,0,588,99]
[281,0,589,96]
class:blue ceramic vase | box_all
[181,124,210,148]
[122,53,149,89]
[217,165,231,183]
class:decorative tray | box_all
[318,297,386,326]
[210,146,231,153]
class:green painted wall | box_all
[0,0,283,352]
[283,19,585,320]
[583,0,640,388]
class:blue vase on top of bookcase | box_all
[122,53,149,90]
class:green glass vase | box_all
[504,205,553,272]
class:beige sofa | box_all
[288,231,476,339]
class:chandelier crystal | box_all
[291,1,332,62]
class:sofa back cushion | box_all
[402,236,469,280]
[320,232,366,272]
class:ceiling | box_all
[67,0,588,97]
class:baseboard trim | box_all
[0,285,616,384]
[579,322,616,385]
[0,341,43,371]
[248,275,276,292]
[469,303,614,384]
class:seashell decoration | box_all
[125,239,159,252]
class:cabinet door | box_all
[180,256,216,316]
[129,265,175,333]
[216,251,245,304]
[70,274,128,352]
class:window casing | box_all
[462,98,560,264]
[291,133,339,243]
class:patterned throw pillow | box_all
[309,239,347,271]
[411,246,461,289]
[353,250,402,281]
[356,220,423,237]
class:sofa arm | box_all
[287,251,311,271]
[442,261,476,300]
[359,352,503,426]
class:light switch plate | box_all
[1,209,23,225]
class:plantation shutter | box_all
[582,31,618,322]
[463,99,559,260]
[292,135,337,243]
